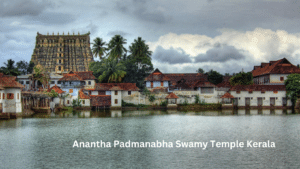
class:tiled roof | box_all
[74,71,96,80]
[166,92,179,99]
[220,92,234,98]
[216,76,232,88]
[192,81,216,88]
[94,83,139,91]
[59,71,83,81]
[144,68,170,81]
[229,85,286,91]
[165,73,206,87]
[90,95,111,106]
[79,89,90,99]
[47,85,65,94]
[0,73,23,89]
[252,58,300,77]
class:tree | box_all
[229,72,253,86]
[27,61,35,74]
[89,61,102,82]
[0,59,20,76]
[108,35,127,60]
[207,69,223,85]
[16,60,29,75]
[123,37,154,89]
[92,37,107,59]
[284,74,300,107]
[197,68,205,74]
[98,57,127,83]
[33,65,50,89]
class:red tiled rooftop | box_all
[47,85,65,94]
[220,92,234,99]
[90,95,111,107]
[144,68,170,81]
[79,89,90,99]
[252,58,300,77]
[0,73,23,89]
[59,71,83,81]
[166,92,179,99]
[94,83,139,91]
[74,71,96,80]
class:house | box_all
[58,71,96,106]
[87,83,139,108]
[144,69,218,103]
[228,85,291,108]
[252,58,300,85]
[216,76,232,103]
[47,85,66,106]
[0,73,23,115]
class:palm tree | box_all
[129,37,152,61]
[98,58,127,83]
[92,37,107,59]
[108,35,127,60]
[0,59,20,76]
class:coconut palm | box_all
[129,37,152,61]
[92,37,107,59]
[0,59,20,76]
[98,57,127,83]
[108,35,127,60]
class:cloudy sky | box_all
[2,0,300,74]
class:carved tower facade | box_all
[30,32,94,74]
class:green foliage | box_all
[160,100,168,107]
[183,99,189,106]
[229,72,253,86]
[45,89,59,98]
[123,37,154,89]
[27,61,35,74]
[285,74,300,107]
[207,69,223,85]
[0,59,20,76]
[97,57,127,83]
[122,100,150,108]
[194,95,200,104]
[72,98,82,107]
[148,95,156,103]
[33,66,50,89]
[142,87,151,96]
[197,68,205,74]
[92,37,107,59]
[108,35,127,59]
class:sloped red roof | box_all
[220,92,234,98]
[252,58,300,77]
[90,95,111,106]
[74,71,96,80]
[47,85,65,94]
[94,83,139,91]
[59,71,83,81]
[0,73,23,89]
[192,81,216,88]
[144,68,170,81]
[216,76,232,88]
[166,92,179,99]
[165,73,206,87]
[79,89,90,99]
[229,85,286,91]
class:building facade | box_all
[30,32,94,74]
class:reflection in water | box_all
[111,110,122,117]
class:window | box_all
[88,81,91,85]
[3,93,5,99]
[58,81,61,84]
[128,91,131,95]
[69,89,73,93]
[20,81,24,84]
[59,54,61,57]
[115,99,118,104]
[59,60,61,64]
[115,91,118,95]
[82,100,85,105]
[51,81,55,84]
[26,81,30,84]
[7,93,14,99]
[67,100,70,104]
[58,66,61,71]
[17,93,19,100]
[280,77,284,81]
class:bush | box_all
[160,100,168,107]
[194,95,200,104]
[183,99,189,106]
[149,95,156,103]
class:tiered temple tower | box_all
[30,32,94,74]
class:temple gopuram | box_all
[30,32,94,74]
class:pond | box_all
[1,109,300,168]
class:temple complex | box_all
[30,32,94,74]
